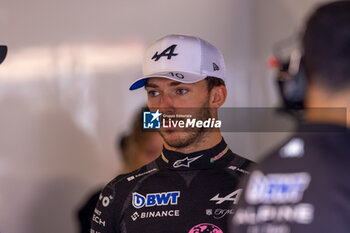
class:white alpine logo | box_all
[210,189,243,204]
[279,138,304,158]
[173,154,203,168]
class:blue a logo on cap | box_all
[143,110,161,129]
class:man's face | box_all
[145,77,214,149]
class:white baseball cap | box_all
[129,34,226,90]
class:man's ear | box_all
[209,85,227,108]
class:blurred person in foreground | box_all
[77,107,163,233]
[91,34,254,233]
[231,2,350,233]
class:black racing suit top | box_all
[91,138,254,233]
[231,123,350,233]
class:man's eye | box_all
[148,90,159,97]
[176,89,188,95]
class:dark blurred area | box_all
[269,34,307,116]
[0,45,7,64]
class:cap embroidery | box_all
[152,44,178,61]
[213,62,220,71]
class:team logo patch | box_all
[99,194,113,207]
[173,155,203,168]
[210,189,242,204]
[131,211,139,221]
[206,208,237,219]
[143,110,161,129]
[233,203,314,225]
[152,44,178,61]
[279,138,304,158]
[188,223,223,233]
[245,170,311,204]
[126,168,158,182]
[228,166,250,174]
[132,191,180,209]
[132,209,180,221]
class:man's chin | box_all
[160,130,185,143]
[160,130,199,149]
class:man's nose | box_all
[159,94,175,112]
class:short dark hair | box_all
[302,1,350,90]
[205,76,225,92]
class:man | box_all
[231,2,350,233]
[91,34,253,232]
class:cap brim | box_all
[129,71,206,90]
[0,45,7,65]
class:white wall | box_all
[0,0,330,232]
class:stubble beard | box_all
[159,103,213,149]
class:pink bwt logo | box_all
[188,223,223,233]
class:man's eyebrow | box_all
[169,81,182,86]
[145,81,183,88]
[145,82,158,88]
